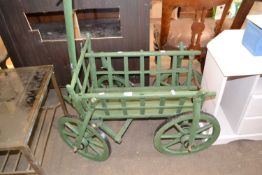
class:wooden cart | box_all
[58,0,220,161]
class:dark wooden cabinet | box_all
[0,0,150,86]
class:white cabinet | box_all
[202,30,262,144]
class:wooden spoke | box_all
[65,122,79,135]
[164,138,181,148]
[88,143,100,155]
[161,133,182,139]
[196,124,212,134]
[88,139,105,149]
[195,134,212,139]
[174,123,186,134]
[63,130,78,138]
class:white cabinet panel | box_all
[254,76,262,94]
[203,30,262,144]
[245,95,262,117]
[202,52,226,105]
[220,75,257,131]
[238,117,262,134]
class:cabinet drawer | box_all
[238,117,262,134]
[245,95,262,117]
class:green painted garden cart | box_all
[58,0,220,161]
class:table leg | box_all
[21,146,46,175]
[51,72,69,115]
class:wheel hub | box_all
[180,134,190,148]
[81,138,89,147]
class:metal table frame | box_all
[0,65,68,175]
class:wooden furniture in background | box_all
[231,0,262,29]
[157,0,232,51]
[154,0,232,71]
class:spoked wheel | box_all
[58,117,111,161]
[97,75,128,88]
[154,112,220,156]
[153,69,202,87]
[152,74,173,86]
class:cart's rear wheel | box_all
[97,75,126,88]
[58,117,111,161]
[153,71,202,87]
[154,112,220,155]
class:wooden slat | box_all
[101,100,110,115]
[101,57,107,69]
[124,56,129,87]
[140,98,145,115]
[159,97,166,114]
[89,56,98,88]
[81,59,89,94]
[95,103,193,111]
[115,119,133,141]
[95,69,188,75]
[186,55,194,87]
[171,55,178,86]
[85,61,91,90]
[106,57,113,88]
[140,55,145,87]
[176,98,186,114]
[70,53,85,89]
[76,78,83,92]
[156,56,161,86]
[85,50,200,57]
[121,99,128,115]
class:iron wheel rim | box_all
[154,112,220,155]
[58,117,111,161]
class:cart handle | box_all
[63,0,77,71]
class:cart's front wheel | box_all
[154,112,220,156]
[58,117,111,161]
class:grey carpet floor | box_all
[42,91,262,175]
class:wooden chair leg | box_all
[198,48,207,73]
[199,57,206,73]
[0,59,7,69]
